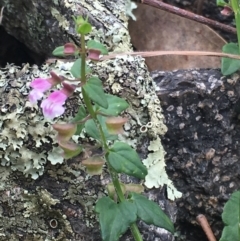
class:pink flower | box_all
[41,91,67,119]
[29,78,52,103]
[220,6,232,16]
[41,82,76,119]
[28,72,63,104]
[87,49,101,61]
[64,43,78,55]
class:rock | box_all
[153,68,240,241]
[0,0,177,240]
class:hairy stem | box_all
[80,33,143,241]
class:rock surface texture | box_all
[153,69,240,241]
[0,0,177,240]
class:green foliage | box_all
[77,22,92,35]
[50,15,174,241]
[130,193,174,233]
[87,40,108,55]
[73,106,87,135]
[83,77,108,108]
[221,43,240,75]
[97,94,129,116]
[71,58,91,78]
[52,46,65,57]
[73,16,92,34]
[220,190,240,241]
[216,0,228,7]
[95,197,137,241]
[95,194,174,241]
[85,115,117,141]
[107,142,147,179]
[219,1,240,75]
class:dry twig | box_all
[132,0,236,34]
[196,214,217,241]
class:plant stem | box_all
[130,223,144,241]
[80,32,143,241]
[110,169,125,202]
[235,13,240,53]
[80,34,86,84]
[135,0,236,34]
[231,0,240,53]
[92,114,143,241]
[80,34,97,119]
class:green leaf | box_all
[220,190,240,241]
[73,106,87,135]
[87,40,108,55]
[221,43,240,75]
[52,46,65,57]
[70,58,91,78]
[107,142,147,179]
[216,0,227,7]
[85,115,117,141]
[77,22,92,35]
[95,197,137,241]
[97,94,129,116]
[83,77,108,108]
[130,193,174,234]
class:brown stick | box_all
[101,50,240,60]
[133,0,236,34]
[196,214,217,241]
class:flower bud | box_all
[105,117,128,134]
[124,183,144,194]
[64,43,78,55]
[220,6,232,16]
[82,156,105,175]
[87,49,101,61]
[58,141,82,160]
[61,82,76,97]
[53,123,77,141]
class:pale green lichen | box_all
[125,0,137,21]
[51,8,70,31]
[0,0,180,201]
[143,137,182,200]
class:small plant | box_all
[29,16,174,241]
[217,0,240,75]
[219,190,240,241]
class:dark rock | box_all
[153,68,240,241]
[0,26,45,67]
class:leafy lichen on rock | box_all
[0,64,55,179]
[0,0,178,239]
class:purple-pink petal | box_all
[29,89,44,104]
[47,91,68,104]
[41,101,65,119]
[30,78,52,92]
[40,90,68,119]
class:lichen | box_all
[0,0,180,200]
[0,3,180,239]
[143,137,182,200]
